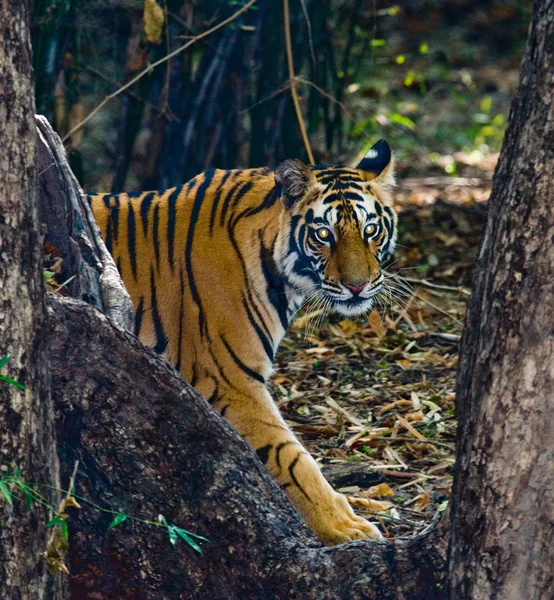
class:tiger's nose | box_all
[343,281,369,294]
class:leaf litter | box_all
[270,173,488,540]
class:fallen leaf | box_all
[348,496,393,513]
[363,483,394,498]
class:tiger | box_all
[88,139,397,545]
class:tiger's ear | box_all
[357,139,394,185]
[274,159,316,208]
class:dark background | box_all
[30,0,530,191]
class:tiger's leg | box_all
[213,382,382,545]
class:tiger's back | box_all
[89,167,282,392]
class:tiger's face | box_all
[275,140,397,317]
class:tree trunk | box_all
[447,1,554,598]
[0,2,65,598]
[48,295,448,600]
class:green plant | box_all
[0,465,209,574]
[0,354,26,390]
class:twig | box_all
[415,292,464,326]
[283,0,314,164]
[62,0,258,143]
[403,277,471,296]
[60,460,79,509]
[325,397,364,428]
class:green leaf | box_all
[23,487,34,511]
[0,353,10,369]
[0,374,26,390]
[437,500,449,512]
[370,39,386,48]
[43,270,56,284]
[176,528,209,543]
[0,481,13,505]
[60,520,69,541]
[389,112,416,131]
[174,527,203,554]
[167,525,178,547]
[108,512,128,530]
[47,515,64,527]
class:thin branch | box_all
[283,0,314,164]
[62,0,258,143]
[403,277,471,297]
[296,76,368,138]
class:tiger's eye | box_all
[316,227,331,241]
[364,223,377,237]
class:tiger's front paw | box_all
[308,492,384,545]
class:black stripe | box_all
[256,445,272,465]
[153,203,160,269]
[105,218,113,254]
[175,267,185,372]
[111,196,120,241]
[206,387,218,405]
[209,171,232,235]
[221,336,265,384]
[259,235,288,330]
[127,200,137,279]
[167,186,182,270]
[232,180,253,207]
[116,256,122,275]
[242,296,274,361]
[140,192,156,237]
[220,405,229,417]
[208,346,235,390]
[227,215,275,338]
[322,191,364,205]
[185,170,215,335]
[150,267,168,354]
[134,297,144,337]
[275,441,296,470]
[220,180,250,228]
[288,454,312,501]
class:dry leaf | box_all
[348,496,393,513]
[415,492,431,511]
[367,309,386,338]
[363,483,394,498]
[144,0,165,45]
[404,411,423,422]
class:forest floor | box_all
[270,165,492,540]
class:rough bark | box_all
[447,1,554,598]
[36,116,134,331]
[48,296,448,600]
[0,2,64,598]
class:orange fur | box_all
[89,151,397,545]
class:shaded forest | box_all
[31,0,529,190]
